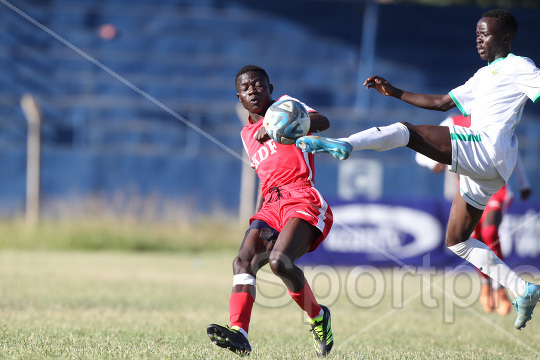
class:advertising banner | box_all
[299,198,540,270]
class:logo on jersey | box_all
[296,210,314,218]
[250,140,278,169]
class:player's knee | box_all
[233,255,251,274]
[268,257,284,277]
[268,252,293,277]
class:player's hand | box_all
[363,75,398,97]
[254,127,271,143]
[432,163,446,174]
[520,187,532,200]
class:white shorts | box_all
[448,125,505,210]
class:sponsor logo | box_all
[296,210,314,218]
[324,204,442,259]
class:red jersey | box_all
[240,95,316,197]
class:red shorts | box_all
[250,181,333,252]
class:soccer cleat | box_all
[512,282,540,330]
[307,305,333,357]
[296,136,353,160]
[207,324,251,356]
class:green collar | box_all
[489,53,513,65]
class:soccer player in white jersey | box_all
[296,9,540,330]
[207,65,334,357]
[416,114,532,316]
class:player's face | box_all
[236,71,273,116]
[476,17,508,63]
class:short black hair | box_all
[235,65,270,85]
[482,9,518,36]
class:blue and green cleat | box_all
[512,282,540,330]
[296,136,353,160]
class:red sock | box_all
[481,224,503,259]
[229,292,255,333]
[288,282,321,319]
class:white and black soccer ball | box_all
[263,99,311,145]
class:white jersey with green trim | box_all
[448,53,540,181]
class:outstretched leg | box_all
[445,192,540,329]
[296,122,452,164]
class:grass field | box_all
[1,250,540,359]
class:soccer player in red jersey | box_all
[416,114,532,316]
[207,65,334,357]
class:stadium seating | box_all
[0,0,538,215]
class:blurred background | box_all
[0,0,539,266]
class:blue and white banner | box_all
[299,198,540,269]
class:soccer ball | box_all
[263,99,310,145]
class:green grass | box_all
[1,250,540,359]
[0,217,244,252]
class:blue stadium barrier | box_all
[0,0,538,217]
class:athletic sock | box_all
[448,238,526,298]
[341,122,410,152]
[480,224,504,290]
[229,292,255,334]
[288,282,322,319]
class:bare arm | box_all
[363,75,456,112]
[308,111,330,133]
